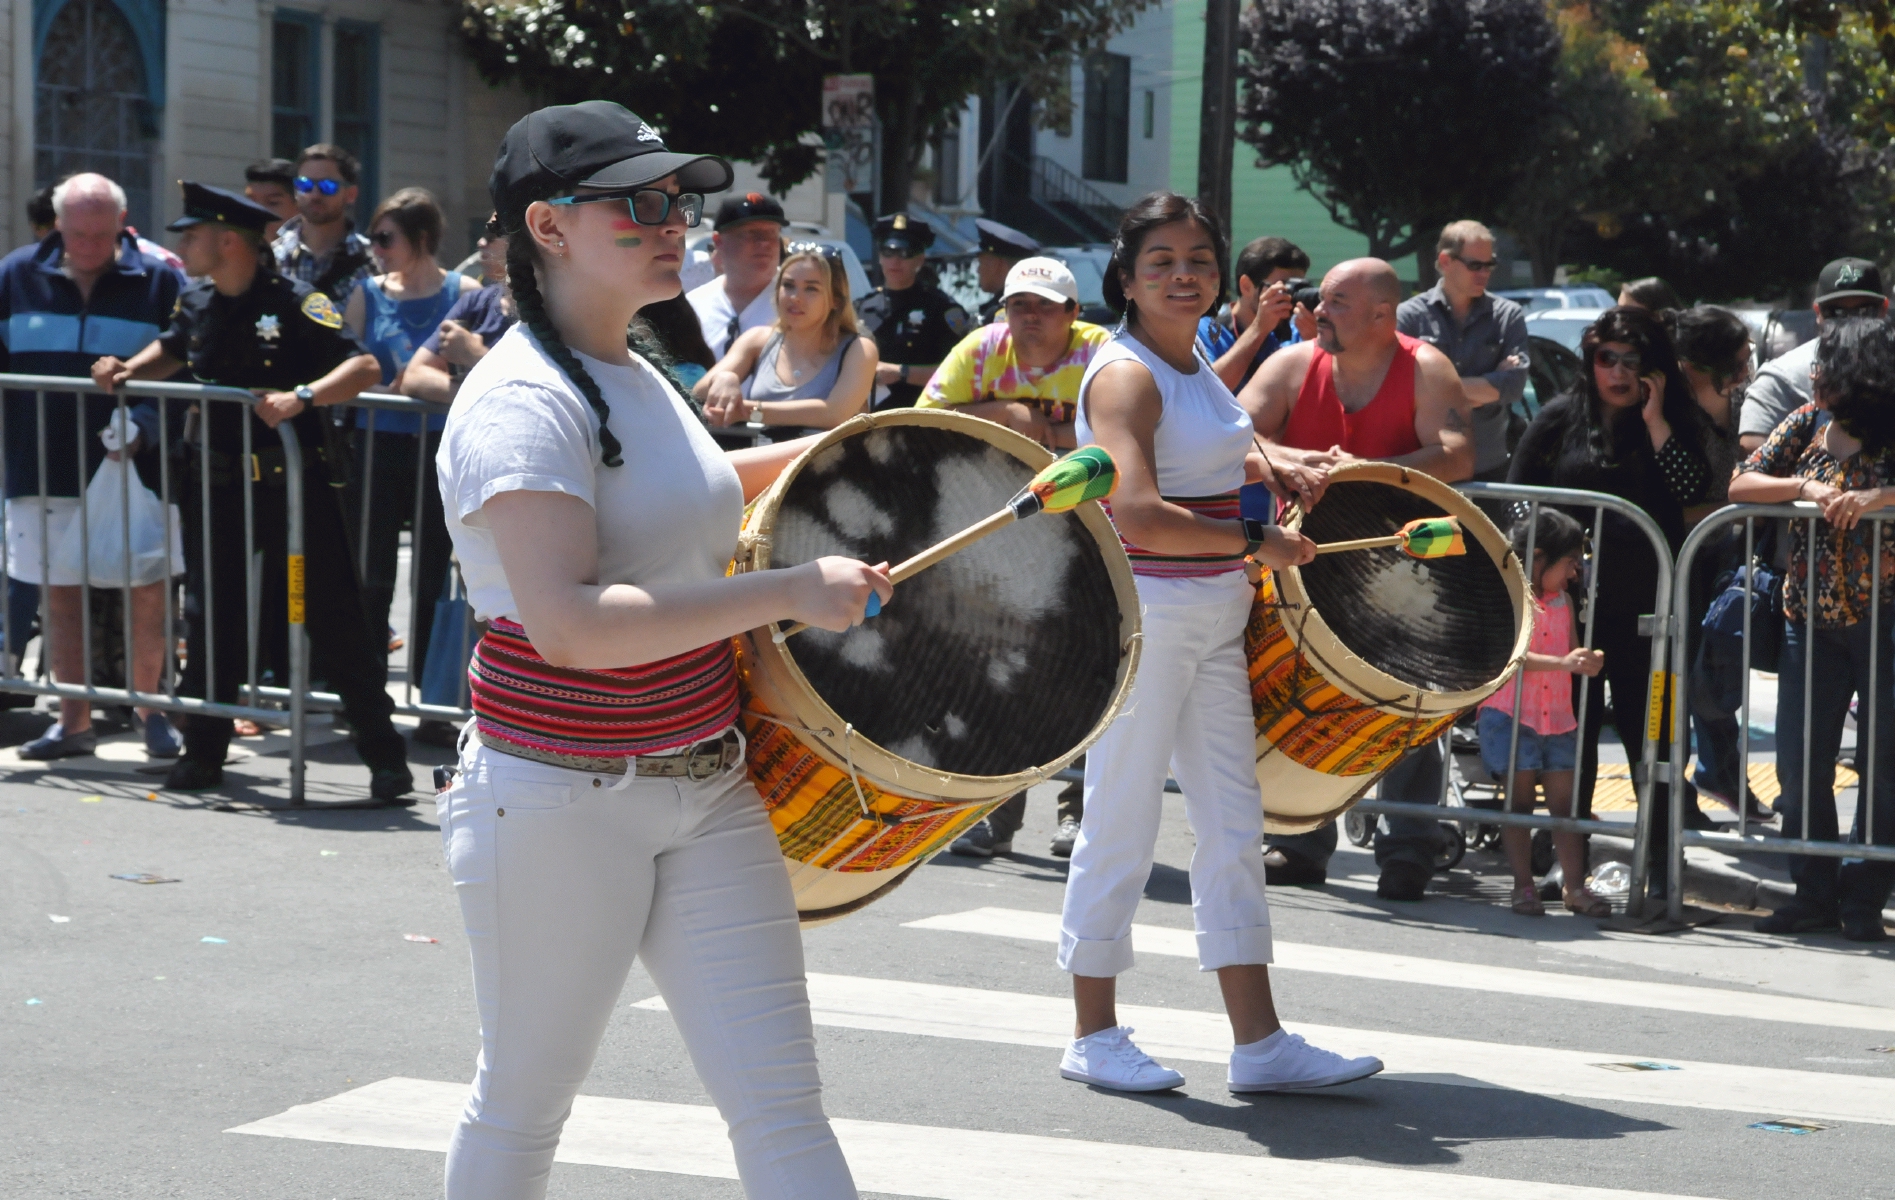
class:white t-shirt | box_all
[688,275,776,359]
[436,325,746,624]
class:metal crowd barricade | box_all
[1347,481,1678,918]
[0,373,313,800]
[1667,503,1895,924]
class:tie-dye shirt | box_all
[917,319,1111,424]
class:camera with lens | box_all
[1281,278,1323,312]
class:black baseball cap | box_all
[490,101,732,231]
[1816,257,1887,306]
[167,181,277,233]
[874,212,934,256]
[714,192,789,230]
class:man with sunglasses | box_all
[860,212,968,410]
[272,144,372,305]
[685,192,786,360]
[1396,220,1528,485]
[1740,257,1890,454]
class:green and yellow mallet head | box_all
[1008,445,1118,518]
[1397,516,1465,560]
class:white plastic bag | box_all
[47,456,181,588]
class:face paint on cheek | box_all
[609,218,643,248]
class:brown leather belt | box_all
[472,726,741,780]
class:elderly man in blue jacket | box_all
[0,173,187,761]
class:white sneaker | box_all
[1060,1026,1185,1092]
[1228,1031,1384,1093]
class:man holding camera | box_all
[1395,220,1528,483]
[1197,236,1316,392]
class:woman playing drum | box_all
[1058,191,1384,1094]
[434,101,887,1199]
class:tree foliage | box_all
[459,0,1154,211]
[1236,0,1562,265]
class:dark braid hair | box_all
[505,234,625,467]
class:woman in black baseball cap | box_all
[435,101,880,1198]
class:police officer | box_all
[974,218,1041,325]
[859,212,968,410]
[91,182,413,802]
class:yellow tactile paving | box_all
[1588,761,1856,811]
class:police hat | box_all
[874,212,934,257]
[975,218,1040,261]
[714,192,789,230]
[167,181,278,233]
[491,101,733,231]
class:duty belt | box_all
[472,726,741,780]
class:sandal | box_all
[1511,884,1545,916]
[1564,887,1612,918]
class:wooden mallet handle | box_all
[771,509,1019,642]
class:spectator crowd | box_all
[0,138,1889,942]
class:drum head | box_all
[769,423,1121,778]
[1297,479,1515,693]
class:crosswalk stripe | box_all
[904,907,1895,1032]
[633,973,1895,1127]
[228,1075,1716,1199]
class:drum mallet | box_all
[1313,515,1466,560]
[774,445,1119,642]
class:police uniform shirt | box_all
[978,294,1005,327]
[859,283,968,410]
[158,271,364,455]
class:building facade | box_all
[3,0,530,256]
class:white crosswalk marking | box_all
[633,973,1895,1127]
[228,1076,1718,1200]
[904,907,1895,1031]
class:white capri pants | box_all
[439,733,857,1200]
[1059,573,1273,976]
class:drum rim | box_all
[1276,462,1531,715]
[734,408,1143,800]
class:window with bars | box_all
[1082,53,1130,184]
[36,0,158,233]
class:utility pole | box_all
[1197,0,1239,242]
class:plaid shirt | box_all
[272,216,372,303]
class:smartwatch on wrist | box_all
[1241,517,1271,558]
[293,385,316,409]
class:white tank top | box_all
[1075,330,1253,497]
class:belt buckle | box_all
[685,731,734,782]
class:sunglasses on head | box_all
[1594,347,1643,372]
[785,240,842,261]
[1452,255,1498,272]
[547,188,703,227]
[294,176,343,196]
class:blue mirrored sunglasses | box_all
[547,189,703,227]
[293,176,343,196]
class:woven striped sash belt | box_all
[1105,491,1247,578]
[468,618,741,776]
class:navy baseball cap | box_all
[490,101,733,230]
[167,181,277,233]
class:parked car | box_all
[1523,307,1606,356]
[1496,287,1616,315]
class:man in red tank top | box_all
[1240,258,1472,508]
[1235,258,1474,901]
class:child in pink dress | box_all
[1479,509,1608,916]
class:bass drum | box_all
[1250,462,1530,833]
[732,409,1140,924]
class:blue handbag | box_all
[420,567,479,708]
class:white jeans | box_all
[439,735,857,1200]
[1058,574,1274,976]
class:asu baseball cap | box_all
[490,101,733,230]
[1815,257,1887,306]
[1002,257,1079,305]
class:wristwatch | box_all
[1241,517,1271,558]
[293,385,316,409]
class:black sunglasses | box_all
[547,188,703,227]
[1820,300,1884,321]
[294,176,343,196]
[1594,347,1643,372]
[1452,254,1498,272]
[369,230,399,249]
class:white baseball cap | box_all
[1002,256,1079,305]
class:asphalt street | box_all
[6,700,1895,1200]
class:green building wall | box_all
[1167,0,1369,276]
